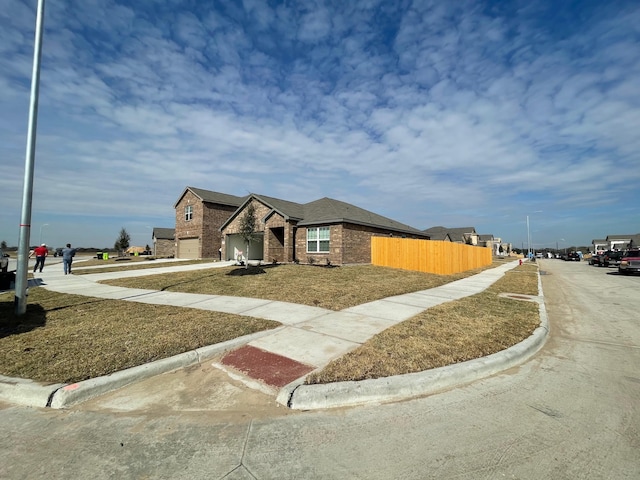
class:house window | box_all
[185,205,193,221]
[307,227,330,253]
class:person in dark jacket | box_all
[61,243,77,275]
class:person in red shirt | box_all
[30,243,49,273]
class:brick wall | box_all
[202,202,237,258]
[294,223,426,265]
[153,239,175,257]
[223,199,269,234]
[175,190,239,258]
[295,224,343,265]
[175,191,204,257]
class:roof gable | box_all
[153,228,175,240]
[173,186,247,209]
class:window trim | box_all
[307,226,330,253]
[185,205,193,221]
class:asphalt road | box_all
[1,259,638,479]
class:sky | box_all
[1,0,639,251]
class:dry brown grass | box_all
[306,262,540,383]
[102,261,508,311]
[0,258,537,385]
[0,288,278,383]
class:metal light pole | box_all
[15,0,46,315]
[39,223,49,245]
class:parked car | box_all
[601,250,625,267]
[564,251,580,261]
[0,249,9,273]
[53,247,64,257]
[589,254,603,266]
[618,249,640,275]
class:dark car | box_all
[618,250,640,275]
[53,247,64,257]
[601,250,624,267]
[564,251,580,261]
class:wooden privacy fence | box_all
[371,237,493,275]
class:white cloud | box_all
[1,0,639,249]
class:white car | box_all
[0,249,9,273]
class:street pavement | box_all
[0,257,547,410]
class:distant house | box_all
[591,239,607,254]
[423,226,478,244]
[152,228,175,257]
[605,234,640,251]
[173,187,429,264]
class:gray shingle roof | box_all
[153,228,175,240]
[188,187,247,207]
[252,194,305,221]
[423,226,476,242]
[174,186,247,209]
[299,197,425,235]
[426,232,450,241]
[187,186,427,236]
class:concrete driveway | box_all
[0,259,638,479]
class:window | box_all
[307,227,330,253]
[185,205,193,221]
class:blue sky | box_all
[1,0,639,251]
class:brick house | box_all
[221,194,430,265]
[174,186,429,264]
[174,187,246,259]
[152,228,175,257]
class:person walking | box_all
[61,243,77,275]
[30,243,49,273]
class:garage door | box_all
[177,238,199,259]
[225,234,264,261]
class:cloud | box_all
[1,0,639,249]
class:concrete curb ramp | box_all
[282,273,549,409]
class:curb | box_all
[283,270,549,410]
[0,376,64,408]
[0,327,283,409]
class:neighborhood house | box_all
[173,186,431,265]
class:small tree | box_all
[238,203,258,269]
[114,227,131,252]
[0,240,6,249]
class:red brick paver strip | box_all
[221,345,316,388]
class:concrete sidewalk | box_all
[0,259,548,410]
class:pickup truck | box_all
[618,249,640,275]
[601,250,625,267]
